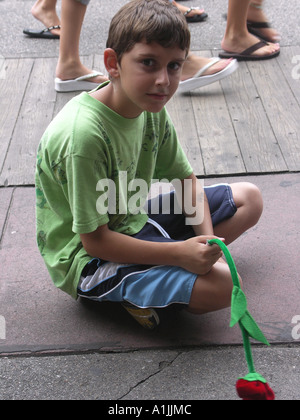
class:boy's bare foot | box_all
[31,0,61,37]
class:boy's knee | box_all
[245,182,263,223]
[234,182,263,225]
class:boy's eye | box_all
[168,62,181,71]
[140,59,183,72]
[142,59,155,67]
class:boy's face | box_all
[112,41,187,118]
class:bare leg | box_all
[247,1,281,43]
[214,182,263,245]
[56,0,107,83]
[188,260,238,314]
[31,0,60,36]
[187,182,262,315]
[221,0,280,57]
[187,182,262,314]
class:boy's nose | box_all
[156,68,170,86]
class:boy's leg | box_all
[188,259,241,314]
[213,182,263,245]
[188,182,262,314]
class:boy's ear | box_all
[104,48,120,79]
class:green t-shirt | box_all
[35,87,193,299]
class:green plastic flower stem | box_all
[240,322,256,374]
[207,238,269,381]
[207,239,241,288]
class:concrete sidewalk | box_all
[0,0,300,402]
[1,174,300,401]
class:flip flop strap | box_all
[75,72,104,82]
[247,21,271,29]
[240,40,268,56]
[43,25,61,33]
[184,7,200,16]
[192,57,220,78]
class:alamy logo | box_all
[291,315,300,340]
[291,55,300,80]
[0,54,6,80]
[96,173,205,225]
[0,316,6,340]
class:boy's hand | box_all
[178,236,224,276]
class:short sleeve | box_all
[64,153,110,234]
[154,110,193,182]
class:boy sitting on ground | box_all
[36,0,263,329]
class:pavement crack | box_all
[118,351,181,400]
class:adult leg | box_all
[221,0,280,58]
[56,0,107,84]
[247,1,280,43]
[30,0,60,36]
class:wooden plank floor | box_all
[0,47,299,187]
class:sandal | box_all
[184,7,208,23]
[219,40,280,61]
[55,72,105,92]
[178,58,238,93]
[122,302,160,330]
[23,25,61,39]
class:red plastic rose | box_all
[236,379,275,400]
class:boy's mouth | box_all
[146,92,168,101]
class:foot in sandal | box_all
[172,1,208,23]
[30,0,61,37]
[55,62,108,92]
[220,32,280,61]
[178,55,238,92]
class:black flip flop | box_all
[247,21,279,43]
[219,41,280,61]
[184,8,208,23]
[23,25,60,39]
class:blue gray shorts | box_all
[77,184,237,308]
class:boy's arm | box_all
[80,223,222,276]
[178,173,214,237]
[81,224,181,267]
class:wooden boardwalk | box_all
[0,46,299,187]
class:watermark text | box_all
[291,315,300,340]
[291,55,300,80]
[0,316,6,340]
[0,54,6,80]
[96,173,205,225]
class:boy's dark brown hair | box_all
[106,0,191,62]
